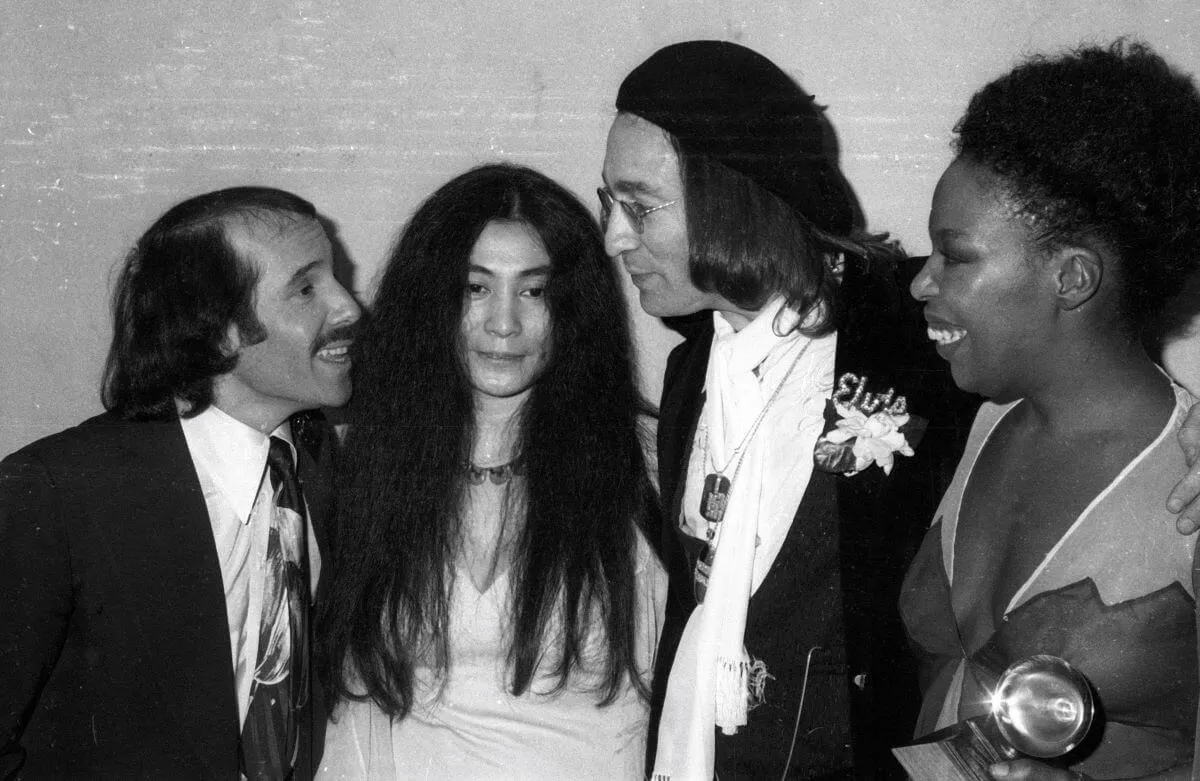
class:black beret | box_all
[616,40,853,235]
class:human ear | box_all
[221,321,243,357]
[1052,246,1103,311]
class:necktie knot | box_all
[267,437,303,514]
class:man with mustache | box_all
[0,186,360,779]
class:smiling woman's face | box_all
[910,156,1058,401]
[459,220,553,407]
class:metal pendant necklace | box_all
[692,339,812,601]
[698,338,812,529]
[464,456,524,485]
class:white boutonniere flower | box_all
[812,372,927,476]
[822,403,913,475]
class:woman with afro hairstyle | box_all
[317,164,665,779]
[902,41,1200,779]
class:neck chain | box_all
[464,456,524,486]
[692,338,813,603]
[699,338,813,527]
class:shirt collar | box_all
[179,404,295,524]
[712,296,805,376]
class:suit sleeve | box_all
[0,449,74,779]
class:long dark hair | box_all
[677,142,905,338]
[101,186,317,420]
[320,163,657,719]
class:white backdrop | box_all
[3,0,1199,455]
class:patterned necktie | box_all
[240,436,310,780]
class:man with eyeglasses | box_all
[599,40,980,780]
[602,40,1200,781]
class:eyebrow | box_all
[287,260,323,286]
[601,175,670,200]
[467,264,553,277]
[930,227,972,241]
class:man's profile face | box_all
[601,112,716,318]
[217,215,361,432]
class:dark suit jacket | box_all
[0,411,333,780]
[649,257,979,779]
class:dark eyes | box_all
[932,247,967,266]
[465,283,546,298]
[291,277,317,298]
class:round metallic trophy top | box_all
[991,654,1094,758]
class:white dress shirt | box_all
[179,404,322,727]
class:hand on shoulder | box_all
[1168,401,1200,533]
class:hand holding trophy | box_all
[893,655,1093,780]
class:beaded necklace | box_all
[463,456,524,485]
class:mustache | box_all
[313,324,358,352]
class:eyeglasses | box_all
[597,188,678,235]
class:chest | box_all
[952,426,1139,644]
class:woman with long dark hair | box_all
[317,163,665,779]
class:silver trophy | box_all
[991,655,1093,758]
[893,655,1094,779]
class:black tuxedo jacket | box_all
[0,411,333,780]
[649,258,979,779]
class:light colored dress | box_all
[899,385,1198,777]
[318,533,666,780]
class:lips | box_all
[927,325,966,346]
[476,351,525,362]
[924,316,966,351]
[315,341,353,364]
[632,274,666,295]
[622,261,654,286]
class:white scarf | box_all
[652,298,835,780]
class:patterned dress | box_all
[900,386,1198,777]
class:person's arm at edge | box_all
[1169,402,1200,534]
[0,449,74,780]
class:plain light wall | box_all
[3,0,1199,456]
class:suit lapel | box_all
[830,322,892,514]
[828,256,931,520]
[657,326,712,604]
[291,415,334,777]
[97,418,239,776]
[658,323,712,537]
[827,260,945,704]
[657,309,905,589]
